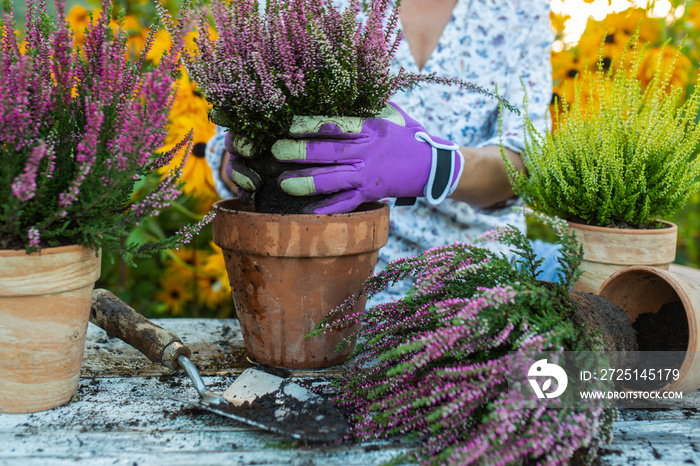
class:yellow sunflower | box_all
[67,7,150,58]
[165,246,205,281]
[575,19,609,62]
[576,9,661,74]
[169,73,213,122]
[197,263,232,310]
[160,137,218,200]
[549,11,570,39]
[156,273,194,316]
[551,49,580,85]
[606,8,661,45]
[197,242,233,313]
[204,242,230,284]
[160,73,218,199]
[66,5,90,46]
[687,2,700,29]
[184,28,218,54]
[110,14,148,57]
[146,29,173,64]
[639,45,693,95]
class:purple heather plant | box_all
[185,0,514,155]
[0,0,213,259]
[311,210,615,465]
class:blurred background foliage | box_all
[10,0,700,316]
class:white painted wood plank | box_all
[602,420,700,465]
[3,318,700,466]
[0,377,413,465]
[3,431,411,466]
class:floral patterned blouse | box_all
[206,0,554,303]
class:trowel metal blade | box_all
[170,369,349,442]
[168,395,305,438]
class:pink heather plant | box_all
[312,211,614,465]
[1,0,213,258]
[185,0,513,155]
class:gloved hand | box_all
[223,135,259,204]
[274,103,464,214]
[223,103,464,214]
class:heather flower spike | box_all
[0,0,212,259]
[312,213,612,465]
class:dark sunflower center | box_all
[193,142,207,158]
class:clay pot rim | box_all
[567,220,677,235]
[599,265,696,341]
[0,243,98,258]
[212,198,390,257]
[213,199,389,219]
[599,265,697,390]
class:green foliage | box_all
[505,35,700,227]
[189,0,509,157]
[311,211,613,464]
[1,0,213,262]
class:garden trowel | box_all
[89,288,348,442]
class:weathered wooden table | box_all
[1,318,700,465]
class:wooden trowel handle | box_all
[90,288,191,370]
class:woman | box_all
[206,0,559,301]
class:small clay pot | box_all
[598,266,700,393]
[212,199,390,369]
[568,221,677,294]
[0,245,101,413]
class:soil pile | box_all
[633,301,688,352]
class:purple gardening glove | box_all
[223,135,260,204]
[273,103,464,214]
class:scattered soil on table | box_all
[158,373,184,389]
[633,301,688,352]
[204,348,254,372]
[78,379,101,398]
[255,364,292,379]
[568,446,602,466]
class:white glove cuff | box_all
[415,132,463,205]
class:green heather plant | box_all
[505,36,700,228]
[1,0,212,260]
[185,0,509,155]
[312,210,614,465]
[185,0,513,213]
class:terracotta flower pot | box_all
[598,266,700,393]
[0,245,102,413]
[212,199,390,369]
[568,220,677,293]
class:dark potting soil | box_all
[247,154,327,214]
[622,301,688,391]
[633,301,688,352]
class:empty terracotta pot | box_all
[212,199,390,369]
[598,266,700,393]
[0,245,101,413]
[568,221,677,293]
